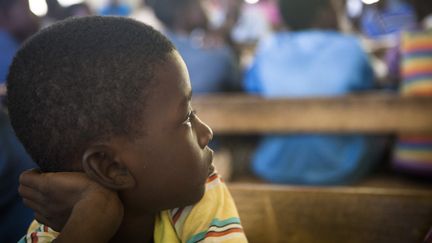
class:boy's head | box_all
[278,0,338,31]
[8,16,214,211]
[151,0,208,33]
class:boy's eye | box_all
[183,110,197,126]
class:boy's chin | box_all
[167,183,206,210]
[177,183,206,208]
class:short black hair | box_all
[7,16,175,172]
[278,0,331,30]
[151,0,194,28]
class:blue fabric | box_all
[244,30,384,185]
[99,4,131,16]
[0,111,36,242]
[0,30,35,241]
[0,30,19,84]
[360,0,416,38]
[165,31,239,93]
[245,31,374,97]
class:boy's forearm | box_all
[54,193,123,243]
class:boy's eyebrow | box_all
[188,90,192,101]
[179,90,193,110]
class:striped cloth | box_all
[393,29,432,176]
[19,172,248,243]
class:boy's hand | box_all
[19,169,123,242]
[19,169,81,230]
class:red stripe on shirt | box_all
[206,174,218,183]
[172,207,184,225]
[30,232,38,243]
[204,227,243,238]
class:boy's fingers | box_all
[19,169,44,190]
[23,198,46,216]
[18,185,44,203]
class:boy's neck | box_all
[110,210,156,243]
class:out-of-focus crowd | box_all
[1,0,431,241]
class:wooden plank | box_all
[192,93,432,134]
[228,183,432,243]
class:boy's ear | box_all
[82,145,135,190]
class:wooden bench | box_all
[228,184,432,243]
[192,93,432,134]
[192,93,432,242]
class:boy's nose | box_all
[195,116,213,149]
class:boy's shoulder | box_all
[157,172,247,242]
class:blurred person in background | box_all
[1,0,38,92]
[204,0,242,51]
[0,0,38,240]
[43,0,67,26]
[131,0,163,30]
[360,0,416,39]
[229,0,278,44]
[99,0,131,16]
[43,0,92,26]
[64,2,93,18]
[392,0,432,178]
[244,0,386,185]
[151,0,240,93]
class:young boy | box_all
[7,16,247,242]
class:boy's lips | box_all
[207,149,214,175]
[208,163,215,175]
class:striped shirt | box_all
[393,28,432,176]
[19,172,248,243]
[400,29,432,95]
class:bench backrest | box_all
[192,94,432,134]
[229,184,432,243]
